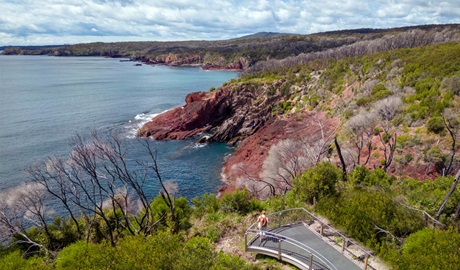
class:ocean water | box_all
[0,55,237,199]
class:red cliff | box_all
[137,83,279,144]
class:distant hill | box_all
[234,31,296,40]
[0,45,63,50]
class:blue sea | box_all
[0,55,237,200]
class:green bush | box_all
[293,162,341,204]
[117,232,183,270]
[176,237,215,269]
[149,196,191,232]
[398,176,460,220]
[397,228,460,269]
[424,146,447,172]
[191,193,220,218]
[372,89,394,100]
[426,116,445,134]
[56,241,114,270]
[316,189,424,252]
[348,165,370,186]
[0,250,47,270]
[371,84,387,95]
[219,188,262,215]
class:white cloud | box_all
[0,0,458,45]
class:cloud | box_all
[0,0,459,45]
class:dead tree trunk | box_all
[334,137,347,181]
[435,168,460,220]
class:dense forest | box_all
[2,24,460,269]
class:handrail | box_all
[245,208,376,270]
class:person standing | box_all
[258,210,269,240]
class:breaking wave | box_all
[125,112,160,139]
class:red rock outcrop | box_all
[137,84,281,143]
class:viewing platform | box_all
[245,208,378,270]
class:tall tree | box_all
[344,111,376,167]
[371,97,402,172]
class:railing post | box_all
[320,223,324,236]
[278,212,281,228]
[363,254,369,270]
[342,237,347,253]
[309,253,313,270]
[244,233,248,252]
[278,237,282,260]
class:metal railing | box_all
[245,208,376,270]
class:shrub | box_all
[372,89,394,100]
[348,165,370,186]
[349,166,393,187]
[397,228,460,269]
[0,250,47,270]
[424,146,447,172]
[316,189,424,251]
[56,241,114,270]
[191,193,220,218]
[219,188,262,215]
[426,116,445,134]
[148,196,192,232]
[293,162,341,204]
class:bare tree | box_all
[25,131,175,247]
[442,109,460,176]
[344,111,376,167]
[260,139,308,195]
[0,183,53,256]
[436,168,460,221]
[234,163,277,199]
[260,115,338,195]
[334,137,347,180]
[27,157,83,239]
[371,97,403,172]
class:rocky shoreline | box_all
[131,54,252,71]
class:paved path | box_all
[248,223,361,270]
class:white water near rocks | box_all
[0,55,237,203]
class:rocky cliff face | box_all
[137,83,280,144]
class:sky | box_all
[0,0,459,46]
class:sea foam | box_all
[125,112,159,138]
[125,109,174,139]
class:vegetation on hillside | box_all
[228,41,460,183]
